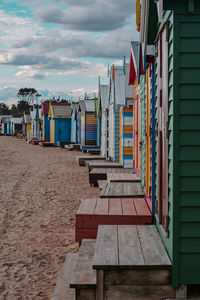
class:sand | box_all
[0,136,99,300]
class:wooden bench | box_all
[89,168,134,186]
[75,198,152,244]
[70,239,96,300]
[93,225,175,300]
[51,253,78,300]
[85,160,123,171]
[100,182,144,198]
[77,156,106,166]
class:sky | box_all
[0,0,138,106]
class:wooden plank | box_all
[80,199,97,214]
[93,225,118,269]
[105,285,175,300]
[137,225,172,268]
[95,198,109,215]
[104,269,172,286]
[107,173,140,183]
[70,239,96,289]
[51,253,77,300]
[76,199,87,214]
[97,180,107,190]
[122,198,137,215]
[134,198,151,216]
[109,198,122,215]
[118,225,145,267]
[100,182,144,198]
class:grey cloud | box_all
[35,0,134,31]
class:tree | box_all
[0,103,10,115]
[17,100,31,114]
[17,88,41,104]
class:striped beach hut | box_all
[48,103,71,146]
[80,98,98,150]
[22,113,31,140]
[119,63,134,168]
[10,118,22,135]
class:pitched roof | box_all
[99,85,109,110]
[51,105,71,118]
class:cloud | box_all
[35,0,135,31]
[15,67,45,79]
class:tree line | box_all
[0,88,70,117]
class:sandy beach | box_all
[0,136,99,300]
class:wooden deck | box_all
[64,144,81,151]
[77,155,105,166]
[93,225,171,270]
[85,160,123,171]
[100,182,144,198]
[107,173,141,183]
[51,253,77,300]
[97,180,107,190]
[89,168,134,186]
[75,198,152,243]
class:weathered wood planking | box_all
[70,239,96,289]
[100,182,144,198]
[93,225,171,270]
[76,198,152,243]
[85,160,123,171]
[77,155,105,166]
[104,285,175,300]
[89,168,134,186]
[107,173,141,183]
[93,225,119,268]
[51,253,78,300]
[97,180,107,190]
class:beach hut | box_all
[97,80,109,158]
[48,103,71,146]
[42,102,50,140]
[107,65,126,162]
[119,63,134,168]
[71,102,79,144]
[10,118,22,135]
[139,0,200,293]
[30,105,42,140]
[80,98,98,150]
[0,115,12,135]
[22,113,31,140]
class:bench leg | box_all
[176,284,187,299]
[96,270,104,300]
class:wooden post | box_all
[96,270,104,300]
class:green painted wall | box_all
[154,3,200,286]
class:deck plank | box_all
[118,225,145,266]
[137,225,172,267]
[93,225,118,269]
[95,198,109,215]
[51,253,77,300]
[109,198,122,215]
[80,198,97,214]
[134,198,151,216]
[100,182,144,198]
[70,239,96,289]
[122,198,137,215]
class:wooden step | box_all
[100,182,144,198]
[97,180,107,190]
[107,173,141,183]
[93,225,175,300]
[75,198,152,244]
[87,149,101,155]
[51,253,78,300]
[70,239,96,300]
[89,168,134,186]
[85,160,122,171]
[77,156,105,166]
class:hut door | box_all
[157,24,168,232]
